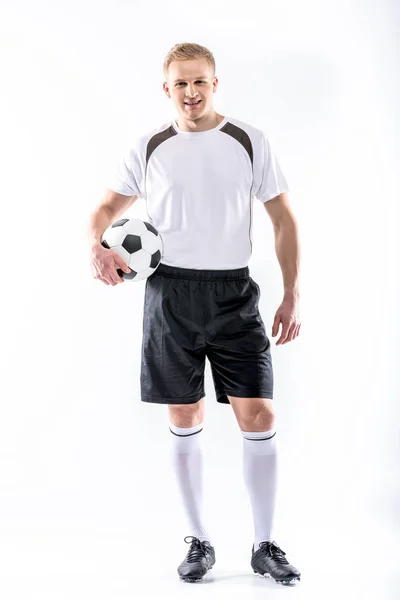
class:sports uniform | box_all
[109,115,288,406]
[108,115,301,585]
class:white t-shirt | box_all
[108,115,289,269]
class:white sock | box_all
[169,421,212,545]
[242,428,277,551]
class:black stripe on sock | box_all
[169,427,203,437]
[243,432,276,441]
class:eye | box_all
[177,80,205,86]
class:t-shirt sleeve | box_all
[253,132,289,203]
[107,144,145,197]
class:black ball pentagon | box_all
[116,267,138,279]
[150,250,161,268]
[112,219,129,228]
[122,234,142,253]
[144,222,159,236]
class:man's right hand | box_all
[90,242,131,286]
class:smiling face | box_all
[163,58,220,131]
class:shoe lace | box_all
[184,536,209,563]
[258,541,289,564]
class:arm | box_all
[87,189,139,247]
[263,192,300,299]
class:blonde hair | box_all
[163,42,216,80]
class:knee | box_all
[168,398,204,428]
[241,406,276,432]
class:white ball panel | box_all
[102,225,126,247]
[141,230,162,253]
[128,249,151,271]
[122,218,148,235]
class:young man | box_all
[88,43,301,585]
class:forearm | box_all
[273,219,301,299]
[87,207,113,248]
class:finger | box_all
[276,320,292,345]
[289,322,301,343]
[109,271,122,285]
[94,272,110,285]
[290,323,301,342]
[282,322,297,344]
[115,264,129,282]
[272,314,281,336]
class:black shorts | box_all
[140,262,274,405]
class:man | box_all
[88,43,301,585]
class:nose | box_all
[186,83,198,97]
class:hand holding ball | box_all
[100,218,163,283]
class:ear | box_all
[162,82,170,98]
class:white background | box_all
[0,0,399,598]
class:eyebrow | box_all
[173,77,208,83]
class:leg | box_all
[228,395,277,550]
[227,395,275,431]
[168,398,212,544]
[168,396,205,428]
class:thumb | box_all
[115,257,131,273]
[272,314,280,337]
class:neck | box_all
[176,112,224,133]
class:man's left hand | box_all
[271,297,301,346]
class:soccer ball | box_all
[101,218,163,282]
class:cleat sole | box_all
[253,571,300,585]
[179,565,213,583]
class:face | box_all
[163,58,218,123]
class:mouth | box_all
[184,100,202,109]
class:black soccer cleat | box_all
[177,535,216,583]
[251,540,301,585]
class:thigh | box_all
[141,273,207,405]
[205,277,274,404]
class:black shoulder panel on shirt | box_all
[145,121,253,168]
[146,125,178,165]
[220,122,253,166]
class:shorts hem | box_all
[217,388,273,404]
[141,392,205,405]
